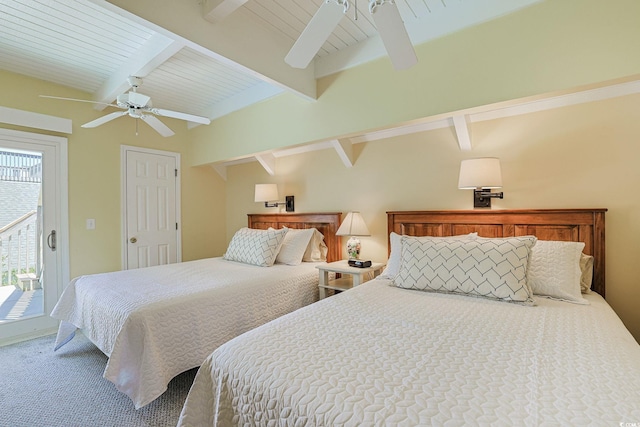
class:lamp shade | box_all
[336,212,370,236]
[254,184,279,202]
[458,158,503,189]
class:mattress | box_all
[50,257,320,409]
[178,278,640,426]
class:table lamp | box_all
[336,212,370,260]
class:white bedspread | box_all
[50,257,320,409]
[178,278,640,426]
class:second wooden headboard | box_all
[248,212,342,263]
[387,209,607,297]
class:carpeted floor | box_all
[0,333,197,427]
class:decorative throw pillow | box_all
[528,240,588,304]
[393,236,537,305]
[302,228,328,262]
[274,228,314,266]
[223,227,287,267]
[379,232,478,279]
[580,253,594,293]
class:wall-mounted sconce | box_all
[336,212,370,260]
[458,158,504,208]
[254,184,295,212]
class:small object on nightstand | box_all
[348,259,371,268]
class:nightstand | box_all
[316,260,385,299]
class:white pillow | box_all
[379,232,478,279]
[223,227,287,267]
[528,240,588,304]
[275,228,314,266]
[393,235,537,305]
[302,228,328,262]
[579,253,594,294]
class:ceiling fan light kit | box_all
[41,76,211,137]
[285,0,417,71]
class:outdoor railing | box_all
[0,211,39,286]
[0,151,42,183]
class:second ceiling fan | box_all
[41,76,211,137]
[285,0,417,71]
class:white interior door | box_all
[122,146,180,269]
[0,129,69,345]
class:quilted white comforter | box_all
[50,257,320,409]
[178,278,640,426]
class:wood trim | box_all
[0,106,73,134]
[387,209,607,297]
[247,212,342,263]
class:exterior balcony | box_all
[0,150,43,323]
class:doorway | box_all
[121,145,181,270]
[0,128,68,345]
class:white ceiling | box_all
[0,0,544,126]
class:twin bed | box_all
[177,209,640,426]
[51,212,342,409]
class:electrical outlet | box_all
[86,219,95,230]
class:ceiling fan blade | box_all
[370,1,417,70]
[141,115,175,137]
[285,0,348,69]
[40,95,118,108]
[152,108,211,125]
[81,111,128,128]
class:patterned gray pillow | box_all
[223,227,288,267]
[393,235,537,305]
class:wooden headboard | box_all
[248,212,342,263]
[387,209,607,297]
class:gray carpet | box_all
[0,333,197,427]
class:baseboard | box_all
[0,327,57,347]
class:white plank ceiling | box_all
[0,0,544,128]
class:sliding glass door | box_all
[0,129,68,345]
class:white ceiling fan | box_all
[285,0,418,71]
[40,76,211,137]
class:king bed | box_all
[178,209,640,426]
[50,212,342,409]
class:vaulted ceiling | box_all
[0,0,543,125]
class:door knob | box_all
[130,237,137,243]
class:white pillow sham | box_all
[223,227,287,267]
[393,235,537,305]
[268,227,328,263]
[528,240,588,304]
[302,228,328,262]
[275,228,314,266]
[379,232,478,279]
[580,253,594,293]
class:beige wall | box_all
[225,93,640,342]
[0,71,226,278]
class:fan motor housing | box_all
[117,92,151,109]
